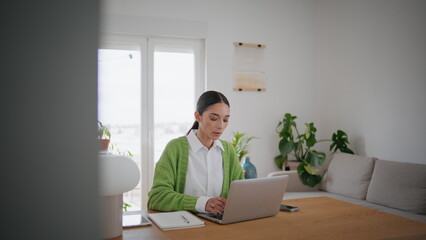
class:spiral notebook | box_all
[148,211,205,231]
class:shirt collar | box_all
[187,130,224,152]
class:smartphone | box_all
[280,204,299,212]
[122,212,152,227]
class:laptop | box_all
[197,175,289,224]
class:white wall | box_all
[101,0,316,177]
[101,0,426,178]
[313,0,426,164]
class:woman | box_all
[148,90,244,214]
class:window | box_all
[98,47,142,209]
[153,47,195,164]
[98,36,204,210]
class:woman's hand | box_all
[205,197,227,215]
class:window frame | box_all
[99,33,205,210]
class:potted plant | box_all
[274,113,354,187]
[230,132,258,179]
[123,202,131,211]
[229,132,257,162]
[98,121,111,150]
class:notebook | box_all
[197,175,289,224]
[148,210,205,231]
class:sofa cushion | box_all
[366,159,426,215]
[319,152,376,200]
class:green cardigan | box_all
[147,136,244,212]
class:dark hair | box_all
[186,90,230,135]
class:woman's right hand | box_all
[205,197,227,215]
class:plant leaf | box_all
[304,123,311,140]
[330,130,355,154]
[274,155,287,169]
[305,134,316,148]
[297,163,322,187]
[340,148,355,154]
[303,164,320,175]
[305,150,326,167]
[304,123,317,147]
[279,138,295,157]
[283,113,297,137]
[329,142,336,151]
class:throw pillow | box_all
[366,159,426,215]
[320,152,376,200]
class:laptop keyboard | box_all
[208,213,223,220]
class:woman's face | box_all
[195,102,230,141]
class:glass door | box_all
[98,36,204,210]
[98,46,142,210]
[146,38,204,209]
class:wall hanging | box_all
[233,42,266,92]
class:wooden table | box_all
[111,197,426,240]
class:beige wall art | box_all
[233,42,266,92]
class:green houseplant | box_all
[230,132,257,162]
[98,121,111,150]
[109,143,134,158]
[275,113,354,187]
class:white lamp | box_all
[99,153,140,239]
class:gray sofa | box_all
[268,152,426,223]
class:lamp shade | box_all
[99,153,140,196]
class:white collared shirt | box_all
[184,130,224,213]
